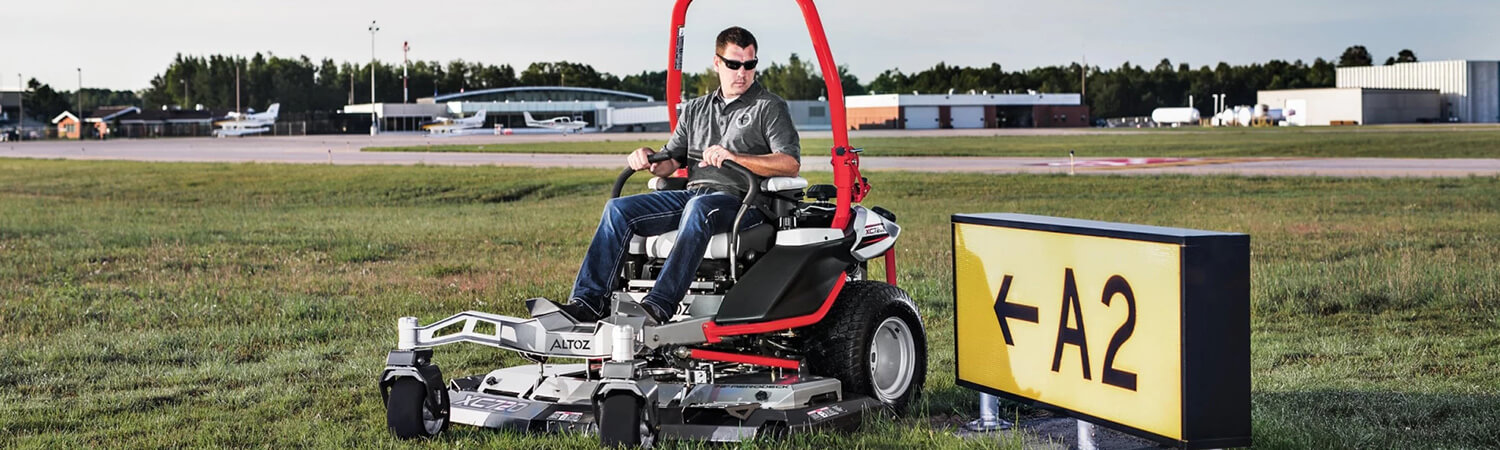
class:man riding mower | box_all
[379,1,928,446]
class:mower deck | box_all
[443,366,881,442]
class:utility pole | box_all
[402,41,409,104]
[235,63,241,116]
[76,68,82,117]
[181,78,189,107]
[1080,54,1087,105]
[369,20,380,136]
[17,73,23,140]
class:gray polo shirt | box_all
[662,81,801,196]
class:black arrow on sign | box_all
[993,275,1039,345]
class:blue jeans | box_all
[570,188,763,317]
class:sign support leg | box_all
[964,393,1012,431]
[1077,419,1098,450]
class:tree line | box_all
[14,45,1416,122]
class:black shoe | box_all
[640,301,673,325]
[555,299,602,323]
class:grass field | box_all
[364,127,1500,159]
[2,159,1498,449]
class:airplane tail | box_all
[473,109,486,121]
[265,103,280,118]
[523,111,539,125]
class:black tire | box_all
[598,393,645,447]
[386,378,448,439]
[805,280,928,415]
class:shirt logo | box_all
[737,113,752,129]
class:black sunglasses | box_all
[717,54,759,71]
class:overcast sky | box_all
[5,0,1498,92]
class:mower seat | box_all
[626,177,807,260]
[640,223,774,259]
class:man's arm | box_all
[700,146,799,177]
[628,101,692,177]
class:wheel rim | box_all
[869,316,916,402]
[421,389,445,435]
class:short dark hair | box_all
[715,27,757,54]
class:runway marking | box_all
[1032,157,1194,167]
[1032,157,1307,171]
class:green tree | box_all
[24,79,72,121]
[617,70,667,99]
[759,53,823,100]
[1396,49,1418,63]
[691,67,718,98]
[519,61,617,89]
[1338,45,1373,67]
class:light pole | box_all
[76,68,82,118]
[369,20,380,136]
[402,41,409,104]
[17,73,23,140]
[180,78,189,107]
[16,73,22,138]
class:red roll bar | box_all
[665,0,869,229]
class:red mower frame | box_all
[663,0,898,284]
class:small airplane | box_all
[422,110,489,136]
[523,111,588,134]
[213,103,279,137]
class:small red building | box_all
[51,112,81,139]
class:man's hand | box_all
[629,147,679,177]
[698,145,738,168]
[627,147,657,171]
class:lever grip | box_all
[611,151,679,198]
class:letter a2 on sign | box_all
[952,213,1250,449]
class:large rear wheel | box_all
[805,280,928,414]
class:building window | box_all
[809,106,826,118]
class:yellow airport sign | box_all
[953,213,1249,449]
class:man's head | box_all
[714,26,758,98]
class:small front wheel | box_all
[598,392,651,447]
[386,378,448,439]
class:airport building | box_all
[0,91,47,139]
[1256,88,1441,126]
[1337,60,1499,123]
[345,86,1091,133]
[0,91,18,122]
[1258,60,1499,125]
[345,86,836,133]
[844,92,1088,129]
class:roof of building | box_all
[86,106,141,122]
[846,92,1083,108]
[121,108,223,123]
[433,86,654,103]
[51,111,79,124]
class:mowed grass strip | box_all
[365,127,1500,158]
[1,159,1497,448]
